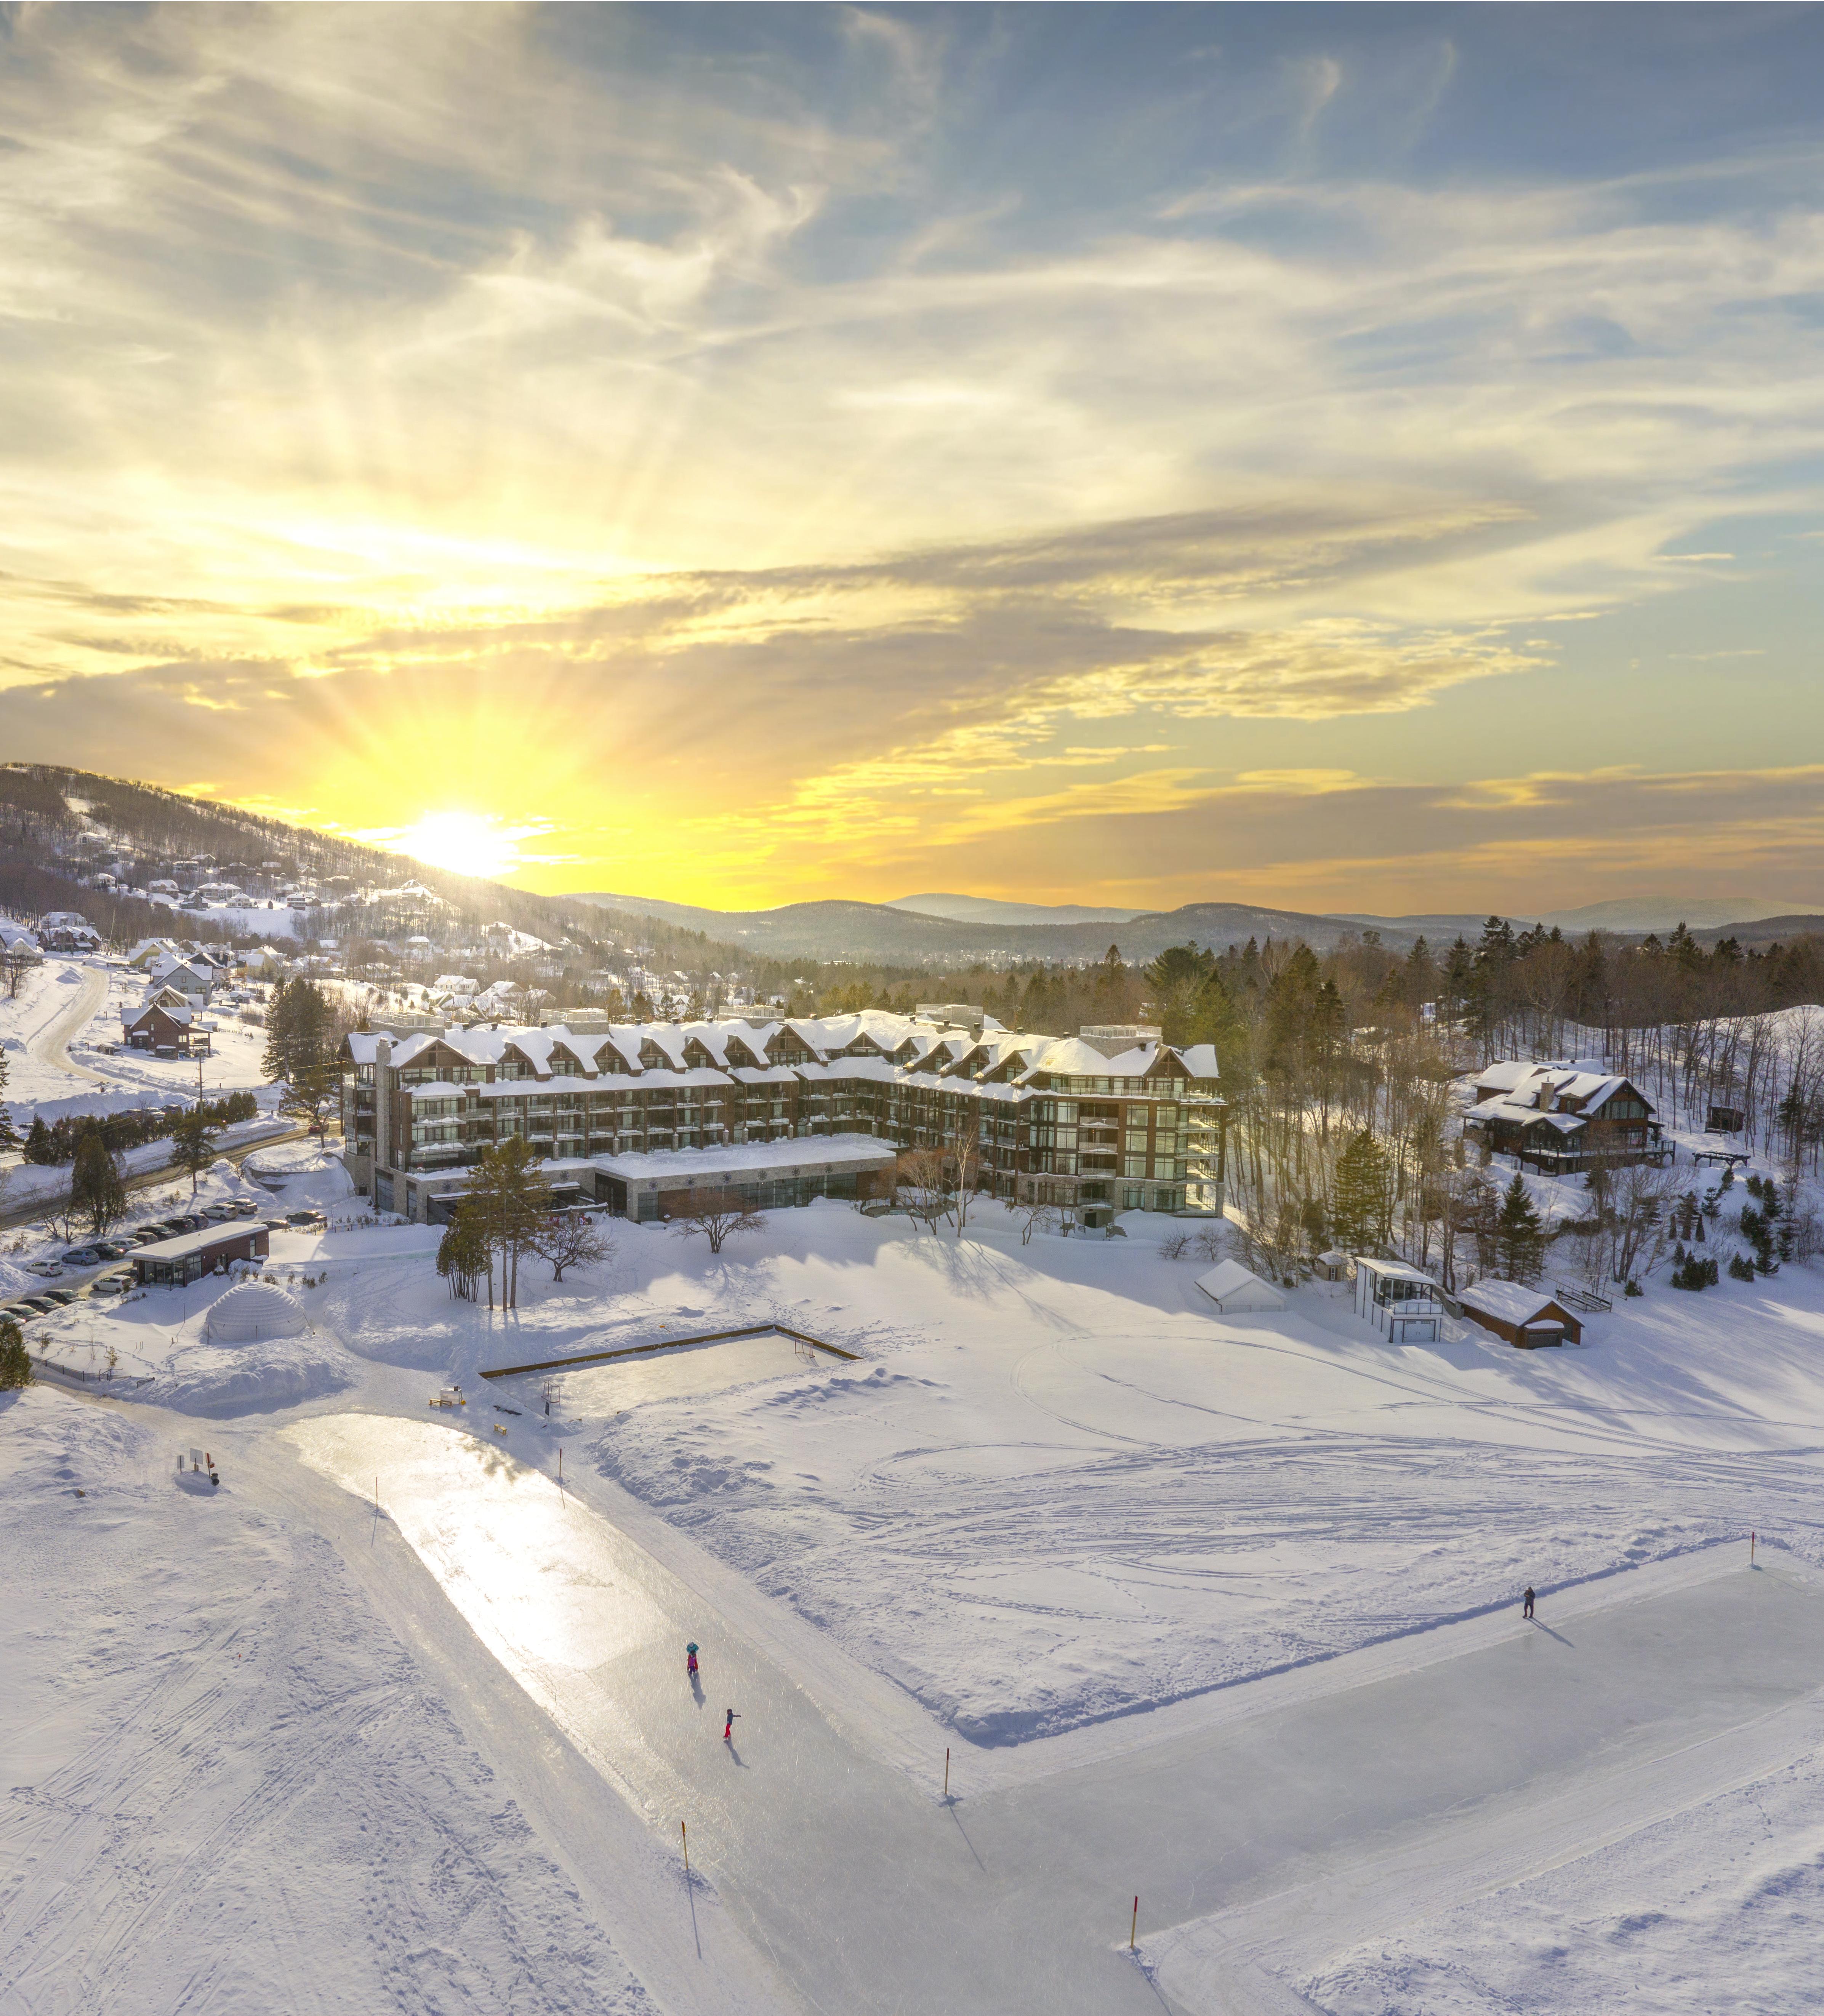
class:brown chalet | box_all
[1463,1061,1665,1175]
[122,1000,213,1058]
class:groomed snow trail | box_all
[287,1414,1824,2016]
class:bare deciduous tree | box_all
[670,1190,764,1254]
[1015,1197,1059,1246]
[1604,1162,1677,1285]
[896,1149,950,1235]
[530,1210,612,1282]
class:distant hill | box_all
[887,892,1145,928]
[1335,912,1495,937]
[1539,894,1789,933]
[1693,913,1824,950]
[570,891,1442,963]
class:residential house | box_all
[1462,1061,1666,1174]
[123,1001,213,1057]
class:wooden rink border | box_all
[480,1321,860,1381]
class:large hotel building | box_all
[340,1008,1222,1230]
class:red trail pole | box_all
[681,1820,689,1875]
[943,1746,950,1798]
[1131,1896,1139,1952]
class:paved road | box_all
[27,964,108,1084]
[0,1124,314,1235]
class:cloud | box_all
[0,9,1822,906]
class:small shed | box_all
[1195,1258,1287,1314]
[132,1221,270,1286]
[1459,1279,1584,1349]
[1314,1249,1353,1282]
[1707,1106,1745,1134]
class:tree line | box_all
[21,1091,258,1166]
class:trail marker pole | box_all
[681,1820,689,1875]
[943,1747,950,1799]
[1752,1528,1757,1563]
[1131,1896,1139,1952]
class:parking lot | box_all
[1,1202,328,1332]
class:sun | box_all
[398,811,518,880]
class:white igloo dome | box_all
[203,1281,309,1345]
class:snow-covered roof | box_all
[1459,1280,1572,1327]
[594,1133,898,1184]
[1195,1259,1286,1311]
[346,1013,1221,1102]
[1022,1037,1162,1079]
[1470,1061,1647,1118]
[204,1281,307,1343]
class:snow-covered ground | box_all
[0,1396,681,2016]
[0,954,272,1121]
[9,1175,1824,2011]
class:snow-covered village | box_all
[8,9,1824,2012]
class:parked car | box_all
[286,1210,326,1228]
[43,1289,78,1306]
[227,1200,260,1218]
[15,1296,54,1315]
[93,1240,133,1261]
[90,1270,133,1296]
[148,1220,188,1237]
[24,1261,64,1278]
[59,1247,104,1267]
[201,1204,236,1222]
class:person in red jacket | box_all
[724,1708,737,1742]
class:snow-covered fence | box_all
[479,1321,861,1381]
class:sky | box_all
[1,2,1822,917]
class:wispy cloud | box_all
[0,6,1821,905]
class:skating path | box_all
[27,963,107,1083]
[270,1414,1824,2016]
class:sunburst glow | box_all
[397,811,519,882]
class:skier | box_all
[686,1642,699,1680]
[1523,1585,1535,1620]
[724,1708,737,1742]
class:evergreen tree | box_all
[69,1130,127,1237]
[464,1136,552,1309]
[21,1115,54,1165]
[262,976,335,1087]
[0,1317,30,1390]
[1496,1173,1546,1283]
[436,1215,490,1301]
[170,1108,221,1197]
[1330,1130,1392,1254]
